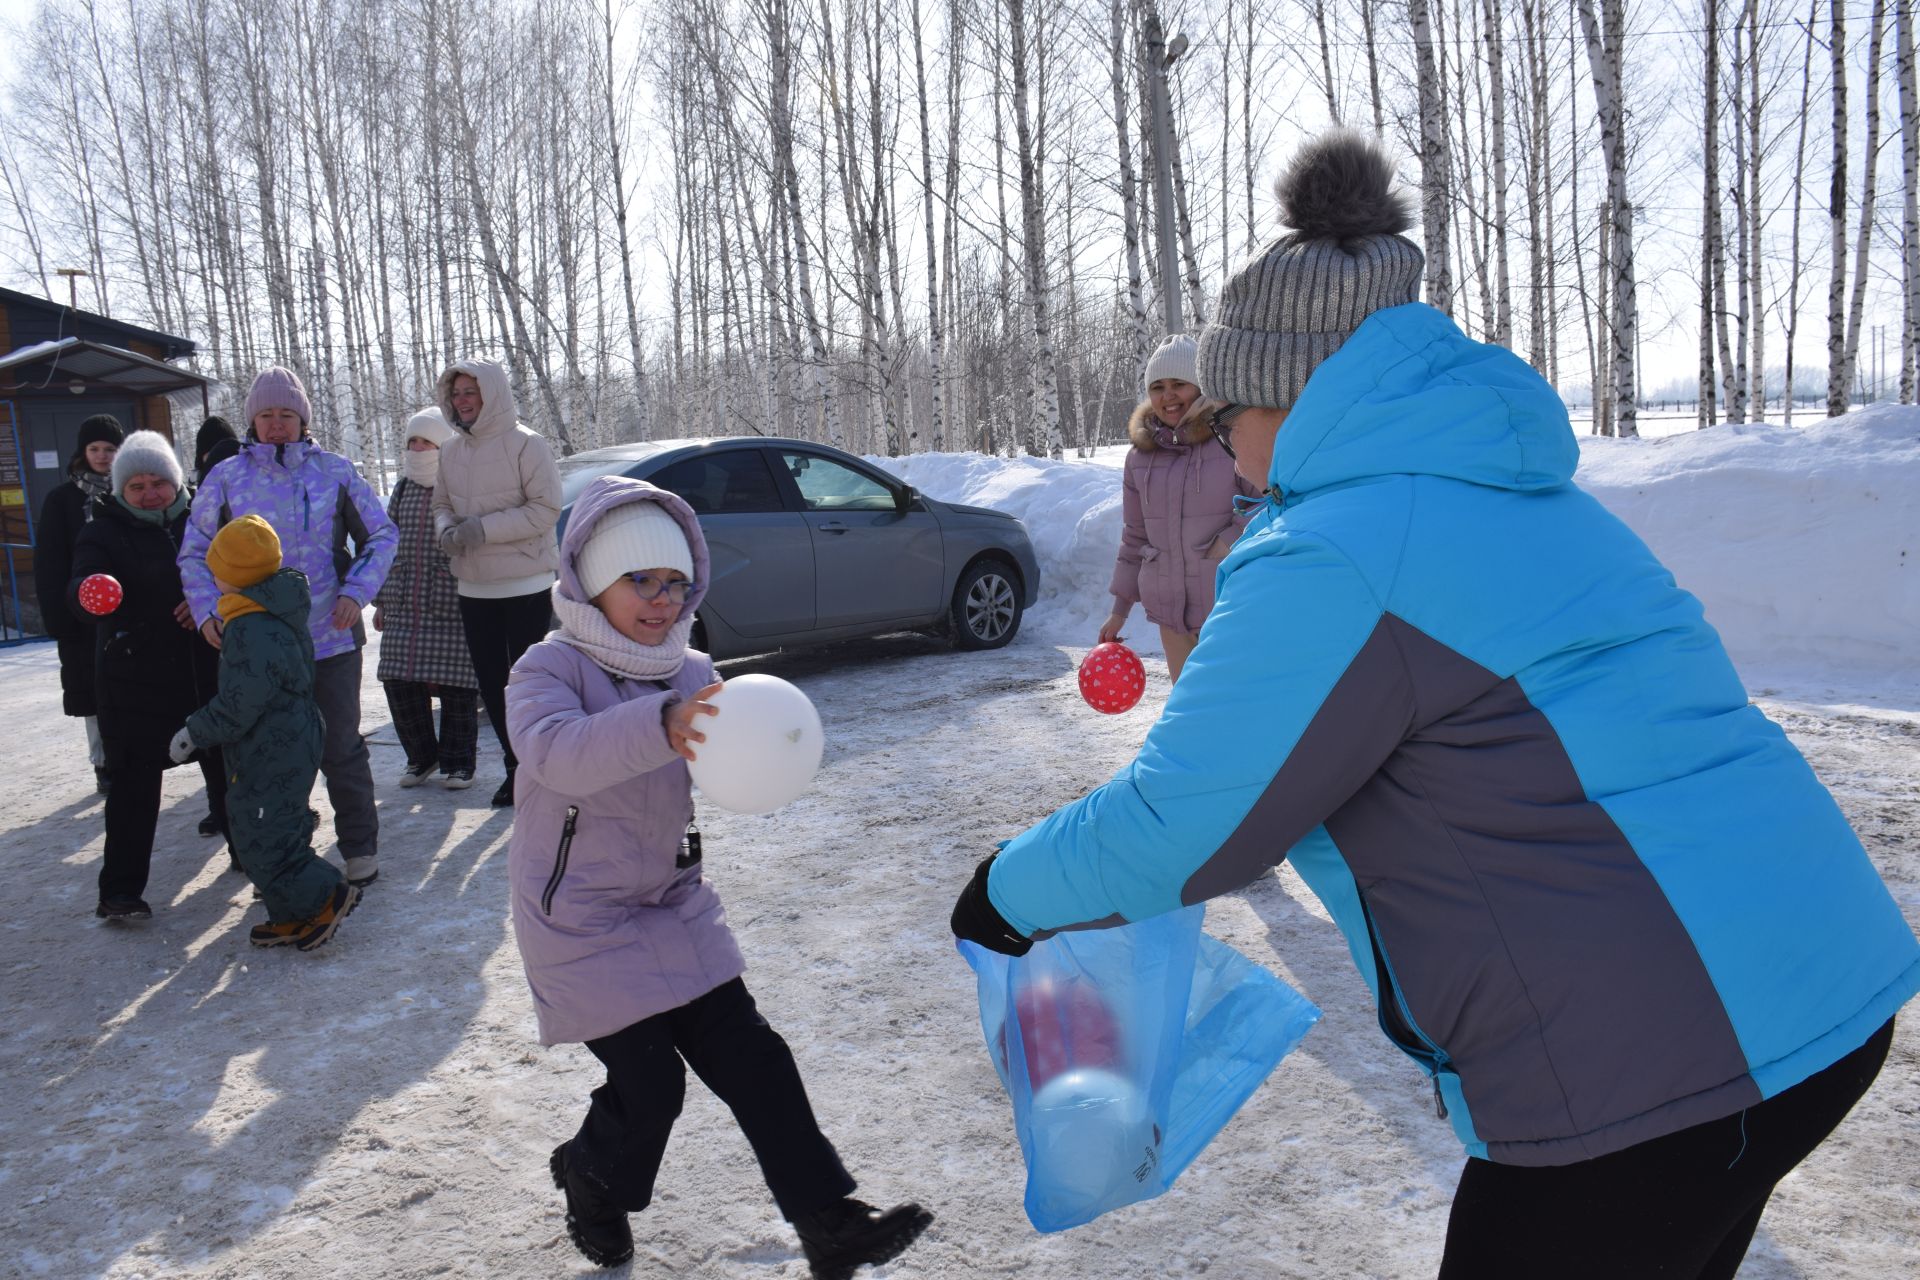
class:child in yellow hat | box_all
[170,515,357,950]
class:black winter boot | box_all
[793,1198,933,1280]
[549,1141,634,1268]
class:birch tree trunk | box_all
[1899,0,1920,403]
[1701,0,1722,428]
[767,0,842,446]
[1482,0,1512,348]
[1782,0,1817,424]
[1826,2,1850,415]
[1409,0,1454,313]
[1004,0,1063,459]
[912,0,945,449]
[1577,0,1637,437]
[1109,0,1149,383]
[1840,0,1889,409]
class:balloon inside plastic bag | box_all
[959,904,1320,1232]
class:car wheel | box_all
[950,560,1022,650]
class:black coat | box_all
[68,498,222,771]
[34,475,108,716]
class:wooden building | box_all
[0,287,211,641]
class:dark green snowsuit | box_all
[185,568,342,922]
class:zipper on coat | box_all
[541,805,580,916]
[1357,893,1454,1119]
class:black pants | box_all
[572,978,855,1221]
[100,747,228,901]
[1439,1017,1895,1279]
[457,591,552,772]
[383,679,479,774]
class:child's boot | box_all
[549,1141,634,1268]
[793,1198,933,1280]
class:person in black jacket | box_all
[69,431,227,920]
[193,415,238,487]
[33,414,123,793]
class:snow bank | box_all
[873,404,1920,675]
[1575,404,1919,670]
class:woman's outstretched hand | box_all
[665,681,725,760]
[1097,612,1127,645]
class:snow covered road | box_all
[1,630,1915,1279]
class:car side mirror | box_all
[896,485,916,513]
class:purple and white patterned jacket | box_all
[179,437,398,661]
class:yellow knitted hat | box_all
[207,514,283,588]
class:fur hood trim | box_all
[1127,399,1217,452]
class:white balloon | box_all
[1027,1068,1159,1210]
[685,674,825,815]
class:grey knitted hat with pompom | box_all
[1196,130,1424,410]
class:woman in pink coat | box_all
[1099,335,1260,680]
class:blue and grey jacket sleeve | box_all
[990,530,1409,937]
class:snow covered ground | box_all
[3,409,1916,1278]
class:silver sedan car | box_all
[556,437,1041,661]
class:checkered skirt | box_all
[374,479,479,688]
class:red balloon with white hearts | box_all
[78,573,124,616]
[1078,641,1146,714]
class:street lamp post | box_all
[1144,12,1188,336]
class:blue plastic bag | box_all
[959,905,1320,1232]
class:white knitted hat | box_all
[110,430,185,494]
[405,405,455,447]
[1141,334,1199,393]
[575,501,694,600]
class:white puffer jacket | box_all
[432,358,563,595]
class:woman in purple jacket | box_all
[504,476,930,1277]
[1099,335,1260,681]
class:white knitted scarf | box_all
[548,586,690,683]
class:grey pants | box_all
[314,649,378,863]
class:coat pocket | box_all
[541,805,581,916]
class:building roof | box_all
[0,337,212,397]
[0,285,197,361]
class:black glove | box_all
[951,855,1032,956]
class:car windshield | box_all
[558,446,672,506]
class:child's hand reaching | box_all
[665,681,724,760]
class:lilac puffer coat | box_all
[504,481,743,1045]
[1108,401,1260,634]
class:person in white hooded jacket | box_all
[431,358,563,807]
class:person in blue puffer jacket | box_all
[951,132,1919,1279]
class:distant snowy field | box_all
[2,408,1915,1278]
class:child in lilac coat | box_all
[504,476,931,1276]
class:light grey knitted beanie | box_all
[109,430,184,494]
[1197,131,1424,409]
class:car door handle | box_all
[816,521,849,534]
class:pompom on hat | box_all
[1196,130,1424,410]
[243,366,313,430]
[109,430,185,495]
[207,514,283,589]
[574,501,695,601]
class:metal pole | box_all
[1144,10,1184,336]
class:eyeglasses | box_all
[623,572,696,604]
[1209,404,1248,458]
